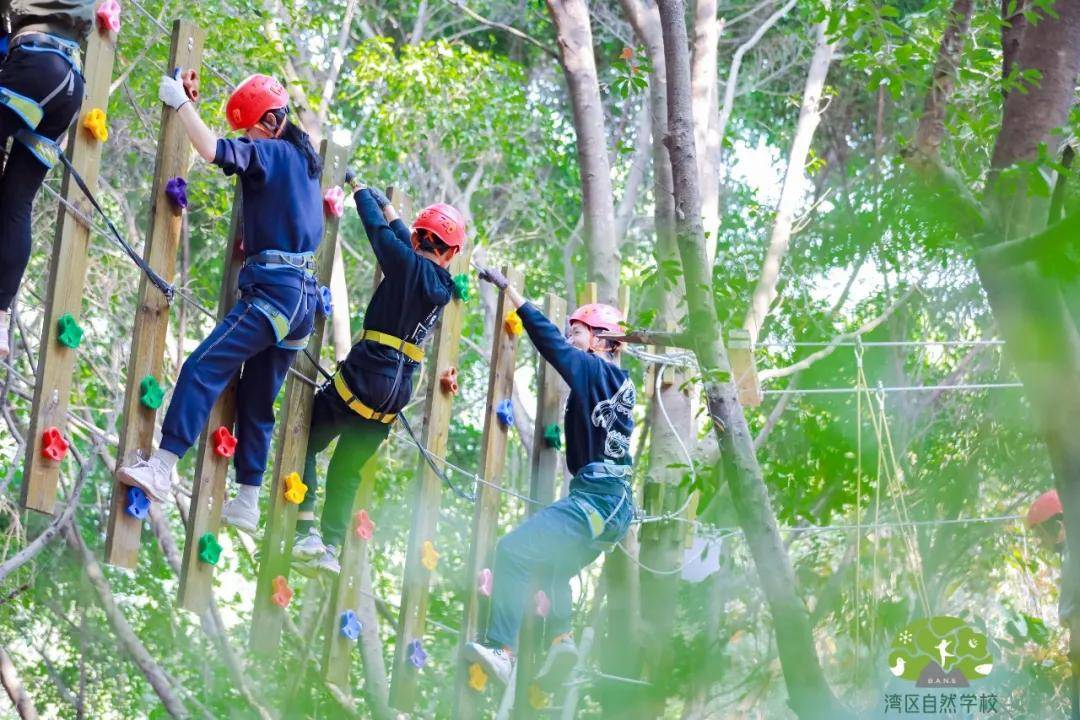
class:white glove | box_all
[159,71,190,110]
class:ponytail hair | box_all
[268,108,321,179]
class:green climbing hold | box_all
[139,375,164,410]
[543,423,562,450]
[56,313,83,349]
[452,273,471,302]
[197,532,222,565]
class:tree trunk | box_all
[654,2,850,717]
[691,0,721,259]
[546,0,620,303]
[742,23,835,345]
[0,645,38,720]
[914,0,974,156]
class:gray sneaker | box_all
[220,497,259,535]
[293,527,326,559]
[464,642,514,686]
[534,635,579,691]
[311,545,340,575]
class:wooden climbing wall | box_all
[249,140,347,654]
[105,19,206,568]
[453,267,523,717]
[175,188,244,613]
[388,249,471,709]
[21,10,118,513]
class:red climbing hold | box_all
[354,509,375,541]
[212,426,237,458]
[41,427,69,462]
[439,367,459,396]
[271,576,293,607]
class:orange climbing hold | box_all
[439,367,459,396]
[271,575,293,607]
[82,108,108,142]
[504,310,523,337]
[354,509,375,541]
[468,662,488,692]
[212,426,236,458]
[282,472,307,504]
[421,540,439,571]
[40,427,69,462]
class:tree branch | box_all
[0,645,38,720]
[444,0,559,59]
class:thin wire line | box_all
[127,0,235,89]
[762,382,1023,396]
[758,339,1006,349]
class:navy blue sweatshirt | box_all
[340,188,453,405]
[214,137,324,290]
[518,303,636,475]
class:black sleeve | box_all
[355,188,416,278]
[517,302,589,384]
[213,138,266,184]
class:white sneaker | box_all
[534,634,579,691]
[464,642,514,686]
[0,311,9,361]
[293,527,326,559]
[221,497,259,534]
[117,457,174,503]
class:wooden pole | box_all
[175,187,244,613]
[388,249,471,709]
[21,14,118,514]
[249,139,347,653]
[453,267,523,717]
[105,19,205,568]
[512,293,566,719]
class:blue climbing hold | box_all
[340,610,362,642]
[408,639,427,669]
[125,486,150,520]
[496,399,514,428]
[319,285,333,316]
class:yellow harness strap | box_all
[333,373,396,424]
[358,329,425,362]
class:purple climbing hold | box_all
[496,399,514,428]
[408,639,427,669]
[165,177,188,210]
[339,610,362,642]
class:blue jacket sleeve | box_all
[517,302,589,384]
[213,138,266,184]
[355,188,416,278]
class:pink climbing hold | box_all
[96,0,121,33]
[534,590,550,618]
[477,568,493,597]
[324,186,345,218]
[271,575,293,608]
[354,509,375,541]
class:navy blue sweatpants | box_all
[485,463,634,651]
[160,285,315,486]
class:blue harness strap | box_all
[13,128,59,168]
[0,87,44,130]
[245,294,311,351]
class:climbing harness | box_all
[242,250,318,350]
[357,328,425,362]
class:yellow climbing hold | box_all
[468,662,488,692]
[504,310,524,337]
[421,540,440,571]
[283,471,307,504]
[83,108,108,142]
[528,683,550,710]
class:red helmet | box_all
[1027,490,1064,528]
[569,303,623,335]
[225,74,289,131]
[413,203,467,249]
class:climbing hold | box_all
[40,427,69,462]
[420,540,439,571]
[282,471,307,505]
[339,610,362,642]
[95,0,121,33]
[82,108,108,142]
[534,590,550,618]
[354,509,375,541]
[496,399,514,428]
[318,285,333,316]
[439,367,459,396]
[124,486,150,519]
[165,177,188,210]
[271,576,293,608]
[477,568,493,598]
[468,662,488,692]
[324,186,345,217]
[452,273,471,301]
[407,639,427,669]
[139,375,164,410]
[504,310,523,337]
[56,313,83,349]
[180,69,199,103]
[528,684,550,710]
[543,423,562,450]
[212,426,237,458]
[197,532,222,565]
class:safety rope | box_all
[126,0,235,90]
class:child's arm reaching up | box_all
[159,71,218,162]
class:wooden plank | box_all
[105,19,205,568]
[249,140,347,653]
[21,15,118,514]
[453,267,523,717]
[577,281,598,307]
[387,248,471,709]
[175,187,244,613]
[513,293,567,719]
[727,327,762,407]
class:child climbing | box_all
[118,73,324,528]
[465,266,636,691]
[290,178,465,574]
[0,0,95,360]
